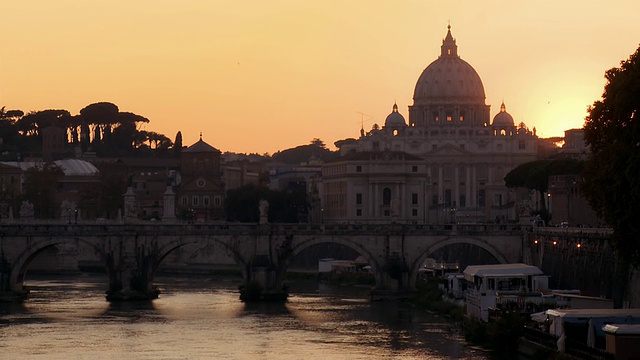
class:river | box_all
[0,274,489,359]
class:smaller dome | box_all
[492,102,514,127]
[384,103,406,128]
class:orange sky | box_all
[1,1,639,154]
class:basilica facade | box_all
[323,26,539,224]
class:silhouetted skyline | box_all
[1,1,638,153]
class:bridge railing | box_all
[0,220,537,237]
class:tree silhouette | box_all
[504,158,583,211]
[173,131,183,157]
[79,102,119,146]
[583,45,640,267]
[21,162,64,219]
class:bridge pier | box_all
[371,270,415,300]
[240,255,288,302]
[104,245,160,302]
[0,267,29,303]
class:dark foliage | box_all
[21,162,64,218]
[582,45,640,266]
[224,184,309,223]
[504,159,584,209]
[271,139,339,164]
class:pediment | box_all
[180,176,224,192]
[425,143,471,156]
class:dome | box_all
[492,102,514,127]
[413,26,486,104]
[384,103,406,128]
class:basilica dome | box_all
[492,102,514,127]
[413,26,486,104]
[384,103,406,128]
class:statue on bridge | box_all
[259,199,269,224]
[19,201,34,219]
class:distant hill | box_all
[271,143,339,165]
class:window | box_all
[214,196,221,207]
[412,165,418,172]
[519,141,526,150]
[432,195,438,206]
[494,194,503,206]
[181,196,188,206]
[412,209,418,216]
[446,114,452,121]
[443,165,452,180]
[203,196,210,207]
[459,195,466,207]
[433,112,439,122]
[383,188,392,205]
[356,165,362,173]
[444,189,452,204]
[412,193,418,205]
[356,193,362,205]
[192,196,199,207]
[356,209,362,217]
[478,189,486,207]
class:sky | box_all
[1,1,639,154]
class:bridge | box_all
[1,222,533,302]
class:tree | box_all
[80,102,119,146]
[78,162,127,219]
[504,159,583,211]
[271,140,339,164]
[21,162,64,219]
[582,45,640,267]
[224,184,309,223]
[173,131,183,157]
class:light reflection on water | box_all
[0,275,488,360]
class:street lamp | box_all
[450,203,457,224]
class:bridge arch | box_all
[151,235,249,283]
[286,235,383,288]
[408,236,509,289]
[9,236,106,293]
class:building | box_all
[322,151,427,223]
[0,159,99,220]
[177,135,225,221]
[330,25,539,224]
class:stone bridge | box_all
[0,223,528,302]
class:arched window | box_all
[383,188,392,205]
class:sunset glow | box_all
[1,1,638,153]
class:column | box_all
[438,166,444,203]
[466,165,472,207]
[471,165,477,207]
[454,165,460,207]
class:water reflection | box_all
[0,275,488,359]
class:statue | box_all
[19,201,34,219]
[259,199,269,224]
[390,197,400,218]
